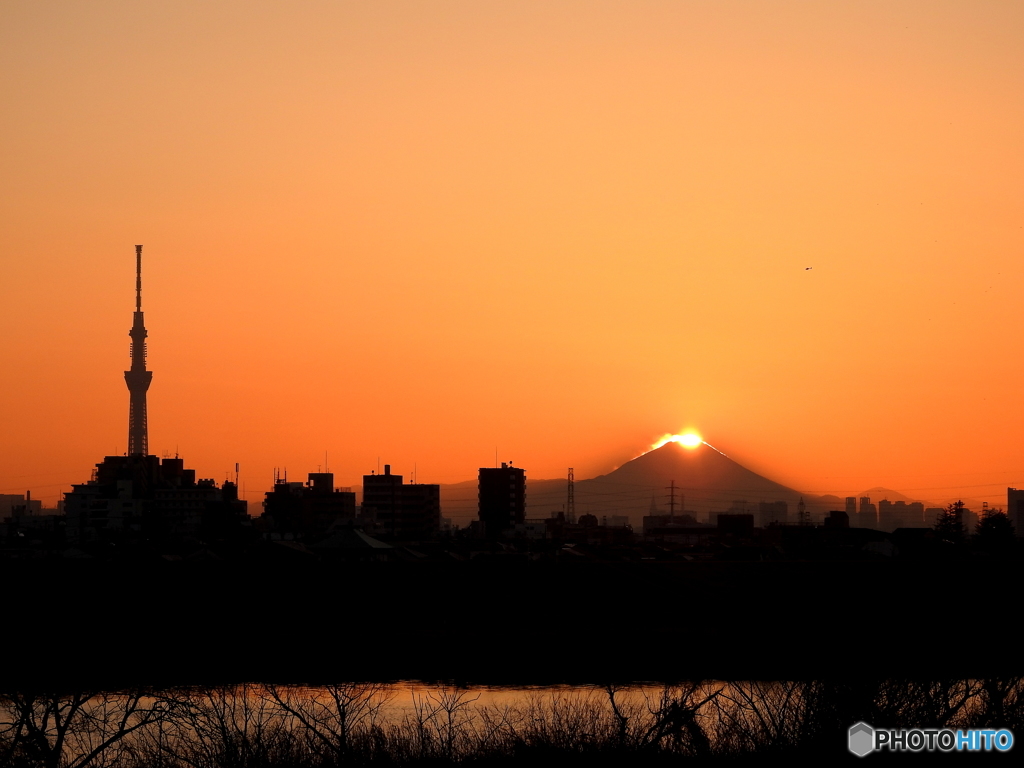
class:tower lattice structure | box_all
[566,467,575,523]
[124,245,153,456]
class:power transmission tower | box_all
[566,468,576,523]
[797,497,810,526]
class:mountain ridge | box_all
[440,442,835,527]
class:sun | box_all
[651,432,703,450]
[677,433,703,448]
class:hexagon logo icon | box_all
[848,722,875,757]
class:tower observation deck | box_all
[124,245,153,456]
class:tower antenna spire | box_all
[135,244,143,311]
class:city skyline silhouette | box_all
[3,2,1024,516]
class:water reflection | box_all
[3,679,1021,765]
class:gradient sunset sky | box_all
[3,1,1023,509]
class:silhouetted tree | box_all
[935,500,967,545]
[0,690,169,768]
[974,507,1015,555]
[263,682,394,763]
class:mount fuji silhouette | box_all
[516,441,826,526]
[438,441,836,526]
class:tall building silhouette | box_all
[1009,488,1024,537]
[758,500,788,526]
[877,499,925,531]
[859,496,877,529]
[478,462,526,537]
[124,245,152,456]
[260,472,357,538]
[361,464,440,540]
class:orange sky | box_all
[3,1,1024,510]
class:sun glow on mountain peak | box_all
[652,432,703,450]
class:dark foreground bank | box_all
[4,558,1020,689]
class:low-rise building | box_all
[362,465,440,540]
[64,454,247,543]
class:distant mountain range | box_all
[856,486,921,504]
[436,441,937,527]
